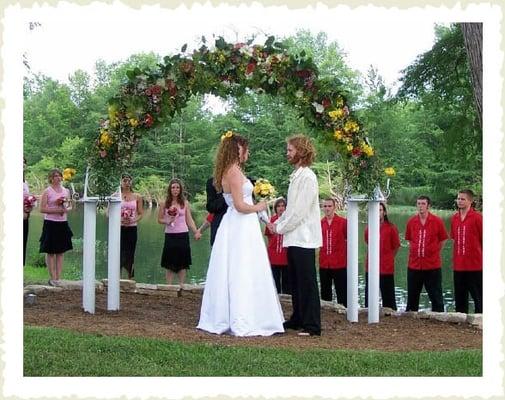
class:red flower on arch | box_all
[144,114,154,128]
[246,62,256,75]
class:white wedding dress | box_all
[197,180,285,336]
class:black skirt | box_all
[23,218,29,265]
[161,232,192,272]
[39,220,73,254]
[120,226,138,276]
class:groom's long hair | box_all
[287,134,316,167]
[213,133,249,192]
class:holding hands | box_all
[194,229,202,241]
[266,222,276,234]
[256,200,267,212]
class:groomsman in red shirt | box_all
[265,198,290,294]
[405,195,448,312]
[451,189,483,313]
[319,198,347,306]
[364,202,401,310]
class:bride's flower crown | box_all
[220,130,234,141]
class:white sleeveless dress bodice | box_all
[197,180,285,336]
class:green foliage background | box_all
[24,26,481,208]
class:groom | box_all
[267,134,323,336]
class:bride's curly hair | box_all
[213,132,249,192]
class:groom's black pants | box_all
[287,247,321,335]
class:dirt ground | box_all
[24,290,482,352]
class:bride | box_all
[197,131,285,336]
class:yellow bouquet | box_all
[253,178,277,200]
[253,178,278,223]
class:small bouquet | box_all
[121,208,133,219]
[56,195,72,210]
[24,195,37,211]
[121,208,134,223]
[166,206,178,227]
[253,178,277,223]
[167,206,178,217]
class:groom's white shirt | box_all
[274,166,322,248]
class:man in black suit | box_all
[205,177,227,246]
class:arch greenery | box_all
[89,35,385,198]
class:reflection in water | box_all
[26,206,463,311]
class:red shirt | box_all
[405,212,448,270]
[319,215,347,269]
[265,214,287,266]
[450,208,482,271]
[364,222,401,275]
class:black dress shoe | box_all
[283,320,301,330]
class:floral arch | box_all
[89,35,384,198]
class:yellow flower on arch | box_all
[100,131,114,148]
[333,129,344,140]
[344,120,360,133]
[62,168,76,182]
[328,108,344,121]
[361,142,374,157]
[385,167,396,177]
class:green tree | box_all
[23,76,82,163]
[283,30,363,104]
[394,24,482,206]
[460,23,482,127]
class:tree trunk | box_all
[460,23,482,128]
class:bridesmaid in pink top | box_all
[158,178,201,286]
[119,173,143,280]
[38,169,74,286]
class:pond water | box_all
[25,205,461,311]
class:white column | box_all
[346,200,359,322]
[367,200,380,323]
[107,199,121,311]
[82,200,97,314]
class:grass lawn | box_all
[24,326,482,377]
[24,265,52,285]
[24,263,81,285]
